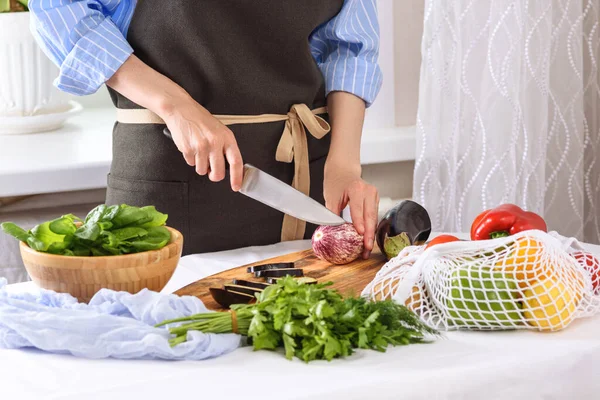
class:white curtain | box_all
[414,0,600,243]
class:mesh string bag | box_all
[361,230,600,332]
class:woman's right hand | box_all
[107,55,244,192]
[158,91,244,191]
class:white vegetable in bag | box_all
[362,230,600,332]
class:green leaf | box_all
[30,221,67,252]
[49,216,77,236]
[128,226,170,251]
[112,227,148,241]
[26,236,47,252]
[74,223,101,241]
[1,222,31,242]
[91,247,111,256]
[98,221,113,231]
[47,236,73,254]
[324,336,342,361]
[111,205,153,228]
[138,206,168,228]
[85,204,107,225]
[282,334,296,360]
[72,246,91,256]
[101,205,120,222]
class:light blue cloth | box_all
[28,0,382,105]
[0,278,241,360]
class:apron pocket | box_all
[106,174,189,240]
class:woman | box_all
[29,0,382,258]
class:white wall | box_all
[362,0,424,201]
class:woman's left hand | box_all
[323,160,379,259]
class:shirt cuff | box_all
[319,57,383,108]
[56,18,133,96]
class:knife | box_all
[163,128,346,226]
[240,164,346,226]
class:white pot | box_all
[0,11,70,118]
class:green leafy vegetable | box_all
[0,222,31,242]
[138,206,168,228]
[156,277,438,362]
[49,216,78,236]
[128,226,171,251]
[30,222,67,252]
[0,204,170,257]
[111,205,153,228]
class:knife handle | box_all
[163,128,230,171]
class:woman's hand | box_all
[324,91,378,258]
[157,92,244,191]
[107,55,244,191]
[324,160,379,259]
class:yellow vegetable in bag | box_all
[496,237,544,288]
[522,276,578,331]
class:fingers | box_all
[208,148,226,182]
[194,139,209,175]
[362,188,379,259]
[226,144,244,191]
[349,194,365,235]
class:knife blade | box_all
[240,164,346,226]
[162,129,345,226]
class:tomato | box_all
[573,251,600,294]
[425,235,461,249]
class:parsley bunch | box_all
[157,277,438,362]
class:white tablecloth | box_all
[2,237,600,400]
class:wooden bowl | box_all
[19,226,183,303]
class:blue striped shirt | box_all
[28,0,383,106]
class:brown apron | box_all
[105,0,344,255]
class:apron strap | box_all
[115,105,331,242]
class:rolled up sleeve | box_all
[309,0,383,107]
[28,0,135,96]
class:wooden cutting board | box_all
[175,248,387,310]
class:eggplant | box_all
[246,262,295,273]
[376,200,432,261]
[266,276,317,285]
[255,268,304,278]
[209,287,254,308]
[231,279,271,290]
[223,284,264,296]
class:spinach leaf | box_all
[74,223,101,241]
[49,216,77,236]
[138,206,168,228]
[30,222,67,252]
[128,226,170,251]
[0,222,31,242]
[72,246,91,257]
[111,205,152,228]
[84,204,107,224]
[47,236,74,254]
[101,205,120,222]
[112,227,147,241]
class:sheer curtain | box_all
[413,0,600,243]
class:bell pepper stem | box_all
[490,231,509,239]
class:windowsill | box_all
[0,107,416,197]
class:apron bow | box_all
[275,104,330,242]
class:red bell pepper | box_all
[470,204,547,240]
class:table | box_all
[2,237,600,400]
